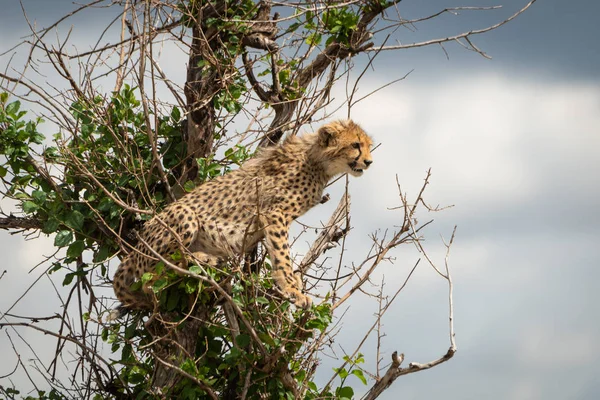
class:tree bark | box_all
[182,26,217,183]
[151,3,228,390]
[0,215,42,231]
[150,305,215,393]
[181,1,230,183]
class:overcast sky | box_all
[1,1,599,399]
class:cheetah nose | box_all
[364,159,373,167]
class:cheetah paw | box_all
[293,293,312,310]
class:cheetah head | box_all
[317,120,374,177]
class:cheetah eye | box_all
[351,142,360,149]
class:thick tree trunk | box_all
[182,23,218,183]
[150,307,211,391]
[180,1,232,184]
[151,8,224,392]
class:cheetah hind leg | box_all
[113,258,155,313]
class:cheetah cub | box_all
[113,120,373,311]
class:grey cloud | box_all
[2,0,599,81]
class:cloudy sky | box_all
[1,1,599,399]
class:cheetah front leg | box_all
[261,212,312,309]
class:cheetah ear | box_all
[318,125,338,147]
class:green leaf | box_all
[141,272,154,284]
[335,367,348,379]
[306,32,322,46]
[352,369,368,385]
[124,324,136,340]
[183,180,196,192]
[31,131,45,144]
[287,22,301,32]
[152,278,168,293]
[22,200,39,213]
[295,370,306,384]
[49,262,62,274]
[5,100,21,116]
[54,230,73,247]
[43,146,58,160]
[257,332,276,347]
[63,272,75,286]
[235,334,250,347]
[67,240,85,258]
[43,218,60,234]
[129,280,142,292]
[93,245,110,262]
[154,262,165,275]
[170,250,183,261]
[184,280,198,294]
[278,69,290,85]
[65,210,85,231]
[257,68,271,77]
[171,107,181,123]
[337,386,354,399]
[189,265,202,274]
[31,190,47,202]
[0,165,7,178]
[97,197,113,211]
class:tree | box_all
[0,1,534,398]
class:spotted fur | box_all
[113,120,373,311]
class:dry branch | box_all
[0,215,42,231]
[299,191,351,273]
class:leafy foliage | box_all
[1,85,253,278]
[0,91,351,399]
[100,261,337,399]
[323,7,360,46]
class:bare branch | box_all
[0,215,42,231]
[368,0,537,53]
[299,192,351,273]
